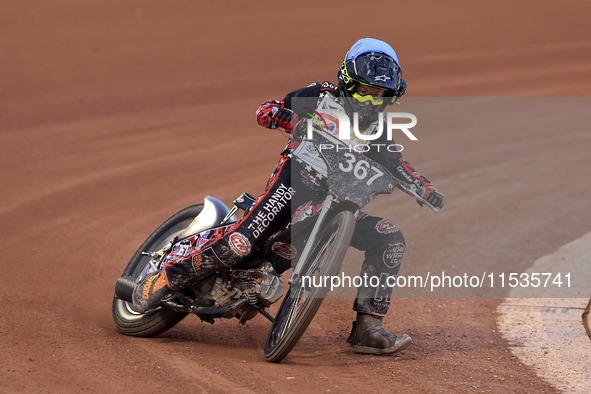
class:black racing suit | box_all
[163,81,435,316]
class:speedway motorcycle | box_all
[113,103,437,363]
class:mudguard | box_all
[178,196,237,239]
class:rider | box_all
[133,38,444,355]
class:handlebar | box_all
[292,120,439,214]
[396,182,439,213]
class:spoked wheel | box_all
[264,210,356,362]
[112,204,203,337]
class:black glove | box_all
[273,108,294,130]
[394,78,407,98]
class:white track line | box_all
[497,232,591,392]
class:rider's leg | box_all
[132,155,296,313]
[347,214,412,354]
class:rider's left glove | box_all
[273,108,294,131]
[419,184,445,209]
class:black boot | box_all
[132,271,171,313]
[347,313,412,355]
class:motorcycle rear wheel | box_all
[112,204,203,337]
[264,210,356,362]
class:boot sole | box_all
[351,334,412,355]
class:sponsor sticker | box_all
[383,243,404,269]
[247,183,295,238]
[195,237,210,251]
[153,273,168,292]
[229,232,251,256]
[142,274,159,300]
[375,219,398,234]
[192,254,203,269]
[272,242,297,260]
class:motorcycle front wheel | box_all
[112,204,203,337]
[264,210,356,362]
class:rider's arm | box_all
[255,82,336,133]
[394,158,444,208]
[366,141,444,208]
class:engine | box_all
[205,263,284,323]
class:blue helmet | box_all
[338,38,403,107]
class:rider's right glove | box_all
[273,107,294,131]
[256,100,282,129]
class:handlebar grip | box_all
[396,182,438,213]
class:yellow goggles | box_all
[352,92,384,106]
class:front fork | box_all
[288,195,333,286]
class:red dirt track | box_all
[2,1,591,392]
